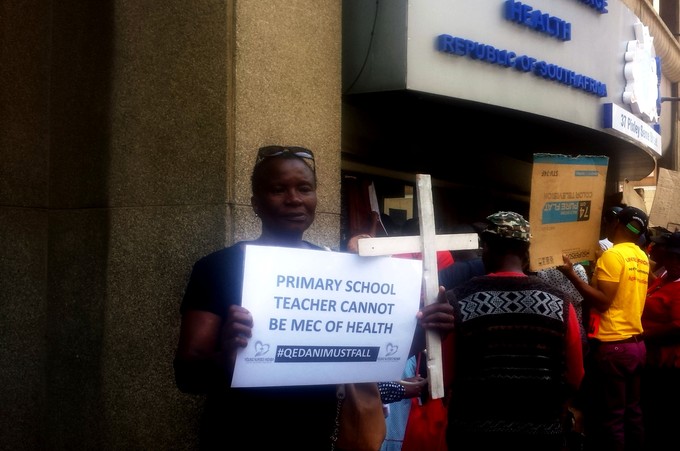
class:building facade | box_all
[341,0,680,243]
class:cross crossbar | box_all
[356,233,478,256]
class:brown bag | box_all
[332,382,386,451]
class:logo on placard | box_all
[622,20,661,124]
[254,340,270,357]
[384,343,399,357]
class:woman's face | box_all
[251,157,317,238]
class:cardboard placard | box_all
[649,167,680,230]
[529,154,609,271]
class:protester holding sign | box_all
[173,145,455,450]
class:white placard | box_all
[231,245,423,387]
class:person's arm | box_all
[564,303,585,392]
[174,310,223,393]
[378,378,426,404]
[559,254,616,312]
[174,305,253,394]
[573,264,589,284]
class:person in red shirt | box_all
[394,217,454,271]
[641,231,680,450]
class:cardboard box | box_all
[529,154,609,271]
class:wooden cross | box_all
[356,174,478,399]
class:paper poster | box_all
[649,167,680,230]
[529,153,609,271]
[231,245,423,387]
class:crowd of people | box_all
[173,145,679,451]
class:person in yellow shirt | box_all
[561,206,650,451]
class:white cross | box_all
[356,174,478,399]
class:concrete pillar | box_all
[0,1,341,449]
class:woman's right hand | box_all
[221,305,253,350]
[220,305,253,373]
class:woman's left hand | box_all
[417,286,454,333]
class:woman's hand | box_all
[221,305,253,349]
[346,233,372,253]
[400,376,427,398]
[557,254,578,281]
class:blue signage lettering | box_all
[436,34,607,97]
[504,0,572,41]
[576,0,608,14]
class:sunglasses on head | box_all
[256,146,315,171]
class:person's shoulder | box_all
[599,245,619,259]
[449,271,493,297]
[608,242,646,259]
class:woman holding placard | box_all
[173,145,455,450]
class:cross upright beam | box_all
[356,174,478,399]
